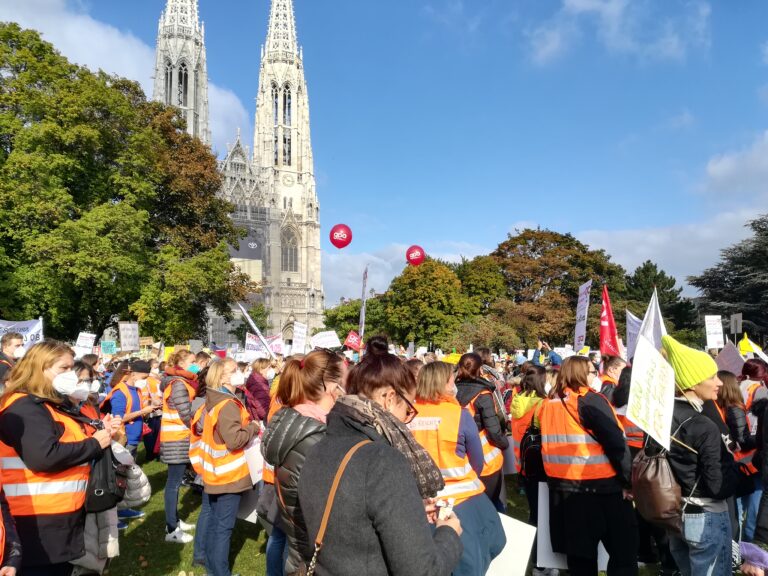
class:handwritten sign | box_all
[573,280,593,351]
[292,322,308,354]
[118,321,140,352]
[311,330,343,350]
[100,341,117,355]
[705,315,725,350]
[628,335,676,450]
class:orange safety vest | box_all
[0,393,90,516]
[189,404,206,476]
[732,406,758,475]
[465,391,504,477]
[540,388,620,481]
[160,378,196,443]
[511,404,540,474]
[409,398,485,506]
[100,381,135,417]
[262,393,283,485]
[140,375,162,406]
[616,413,644,450]
[200,396,251,487]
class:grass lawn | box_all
[107,449,657,576]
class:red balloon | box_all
[406,245,426,266]
[329,224,352,249]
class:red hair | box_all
[741,359,768,385]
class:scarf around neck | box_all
[335,394,444,499]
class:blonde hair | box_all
[3,341,74,404]
[251,358,271,373]
[205,358,238,390]
[416,362,453,402]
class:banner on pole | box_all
[573,280,593,351]
[118,321,140,352]
[639,289,667,351]
[237,303,274,359]
[704,315,725,350]
[599,285,621,357]
[359,265,369,344]
[0,318,44,351]
[344,331,362,351]
[625,311,643,361]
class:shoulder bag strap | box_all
[306,439,372,576]
[559,395,600,443]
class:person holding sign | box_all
[660,336,751,576]
[539,356,637,576]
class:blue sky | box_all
[2,0,768,304]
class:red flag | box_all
[600,285,621,357]
[344,330,362,351]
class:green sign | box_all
[100,340,117,355]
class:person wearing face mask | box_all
[410,361,504,576]
[141,359,164,462]
[200,358,259,576]
[0,341,119,576]
[660,336,751,576]
[598,356,627,404]
[0,332,24,393]
[160,350,198,544]
[297,351,463,576]
[262,349,346,575]
[243,358,274,424]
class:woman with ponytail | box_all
[262,349,346,575]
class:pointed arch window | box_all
[281,229,298,272]
[272,83,279,165]
[283,83,292,166]
[164,60,173,105]
[178,63,189,107]
[283,85,292,126]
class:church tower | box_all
[152,0,210,144]
[219,0,324,347]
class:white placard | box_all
[573,280,593,351]
[487,514,536,576]
[245,333,261,352]
[244,437,264,485]
[310,330,342,350]
[76,332,97,349]
[537,483,608,570]
[118,321,140,352]
[237,486,260,524]
[705,315,725,350]
[292,322,308,354]
[0,318,44,350]
[628,335,676,450]
[266,335,284,355]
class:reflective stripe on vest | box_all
[409,398,485,505]
[200,396,251,487]
[189,404,206,476]
[511,401,540,473]
[617,414,643,449]
[465,391,504,476]
[0,393,90,516]
[540,389,618,481]
[160,379,195,443]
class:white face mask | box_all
[89,379,101,394]
[70,380,91,402]
[590,376,603,392]
[52,371,80,397]
[230,371,246,387]
[12,346,25,359]
[134,378,147,389]
[265,368,276,381]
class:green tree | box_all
[625,260,697,330]
[0,24,252,340]
[689,214,768,340]
[323,297,387,342]
[228,303,272,345]
[454,255,507,314]
[383,260,474,347]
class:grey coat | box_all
[160,376,194,464]
[298,407,463,576]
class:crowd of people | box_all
[0,329,767,576]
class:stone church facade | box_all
[153,0,325,348]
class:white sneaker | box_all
[178,519,196,532]
[165,527,193,544]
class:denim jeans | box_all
[165,463,187,532]
[266,523,287,576]
[193,492,212,563]
[669,510,732,576]
[206,492,242,576]
[738,476,763,541]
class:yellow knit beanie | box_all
[661,335,719,391]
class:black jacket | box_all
[455,377,509,451]
[667,398,747,501]
[262,407,326,573]
[0,353,13,388]
[297,406,463,576]
[0,487,21,571]
[750,398,768,545]
[0,394,102,567]
[726,404,755,451]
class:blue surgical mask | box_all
[188,364,201,374]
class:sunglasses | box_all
[396,390,418,424]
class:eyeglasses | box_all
[588,369,598,376]
[396,390,418,424]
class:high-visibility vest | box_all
[100,381,135,417]
[189,404,206,476]
[160,379,196,443]
[262,394,283,485]
[511,403,540,474]
[465,391,504,477]
[540,388,620,481]
[745,382,762,436]
[0,487,6,564]
[200,396,251,487]
[616,413,643,450]
[409,398,485,506]
[0,393,90,516]
[140,376,162,407]
[733,406,758,475]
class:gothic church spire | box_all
[264,0,300,61]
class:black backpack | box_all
[520,405,546,481]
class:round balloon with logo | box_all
[406,245,426,266]
[329,224,352,249]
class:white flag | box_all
[625,311,643,360]
[237,303,275,359]
[639,288,667,351]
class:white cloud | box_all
[705,130,768,201]
[0,0,248,156]
[528,0,710,66]
[664,108,695,130]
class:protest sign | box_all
[0,318,44,351]
[626,310,642,360]
[344,330,362,351]
[639,288,667,350]
[237,302,274,359]
[118,321,140,352]
[537,483,608,570]
[266,335,284,355]
[139,337,154,347]
[487,514,536,576]
[73,332,97,359]
[716,341,746,375]
[573,280,593,351]
[704,315,725,350]
[292,322,308,354]
[311,330,343,350]
[101,341,117,355]
[245,333,261,352]
[244,438,264,485]
[628,335,676,450]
